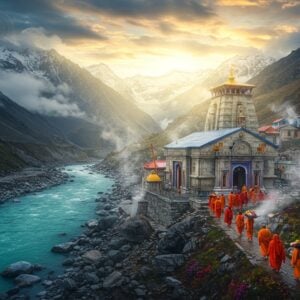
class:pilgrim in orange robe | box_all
[220,194,225,210]
[291,247,300,280]
[258,226,272,258]
[228,192,234,208]
[214,198,222,218]
[236,193,243,210]
[245,218,254,241]
[235,213,244,235]
[268,234,286,272]
[224,206,233,226]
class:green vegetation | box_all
[175,218,291,299]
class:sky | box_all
[0,0,299,77]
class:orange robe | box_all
[268,234,286,272]
[241,185,247,193]
[291,248,300,279]
[258,228,272,257]
[236,194,243,210]
[235,214,244,235]
[220,195,225,210]
[214,199,222,218]
[224,207,233,226]
[228,193,234,208]
[245,218,254,241]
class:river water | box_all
[0,164,113,293]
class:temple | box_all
[140,68,278,226]
[164,68,278,194]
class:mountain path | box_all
[209,208,300,294]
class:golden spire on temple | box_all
[228,64,236,84]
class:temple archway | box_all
[233,166,246,190]
[173,162,182,190]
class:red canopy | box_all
[144,160,166,169]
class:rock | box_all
[103,271,123,288]
[85,272,100,284]
[62,258,74,266]
[182,238,198,254]
[96,210,109,217]
[153,254,185,272]
[165,276,182,288]
[15,274,41,287]
[109,238,127,250]
[139,266,152,278]
[97,216,118,231]
[51,242,75,253]
[120,244,131,252]
[107,250,123,263]
[37,291,47,297]
[1,261,35,278]
[63,278,77,291]
[269,223,279,233]
[42,280,53,287]
[82,250,102,264]
[281,224,290,232]
[120,217,153,243]
[220,254,231,263]
[158,232,186,254]
[135,288,146,297]
[87,220,98,228]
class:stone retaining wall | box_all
[141,191,190,226]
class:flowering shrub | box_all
[228,280,249,300]
[185,260,211,282]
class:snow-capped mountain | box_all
[87,63,135,102]
[0,44,160,153]
[124,70,207,127]
[201,54,276,88]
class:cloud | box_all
[63,0,216,21]
[0,71,85,118]
[0,0,107,42]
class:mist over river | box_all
[0,164,113,293]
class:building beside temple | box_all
[164,69,278,194]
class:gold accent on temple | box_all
[228,65,235,84]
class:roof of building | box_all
[258,125,279,134]
[165,127,278,149]
[146,171,161,182]
[144,160,166,169]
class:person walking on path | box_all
[245,217,254,241]
[291,240,300,281]
[258,225,272,259]
[214,197,222,219]
[235,212,244,237]
[224,206,233,227]
[268,234,286,273]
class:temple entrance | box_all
[233,166,246,190]
[173,162,182,190]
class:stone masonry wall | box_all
[143,191,190,226]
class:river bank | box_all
[0,164,113,297]
[0,167,69,204]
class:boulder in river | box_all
[1,261,35,278]
[15,274,41,287]
[51,242,75,253]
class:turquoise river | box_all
[0,164,113,293]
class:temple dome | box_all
[146,171,161,182]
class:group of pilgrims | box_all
[208,185,300,281]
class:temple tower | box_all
[205,67,259,131]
